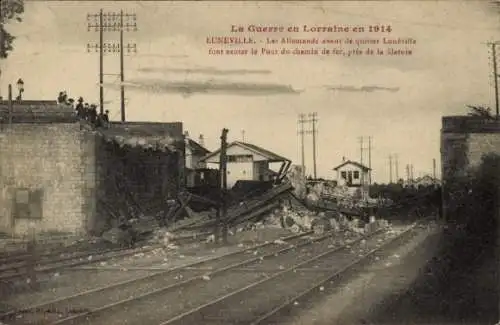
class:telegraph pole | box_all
[87,10,137,118]
[99,10,103,115]
[489,42,499,118]
[368,136,372,185]
[7,83,12,125]
[359,137,364,166]
[87,10,104,114]
[410,164,414,181]
[298,112,318,179]
[0,0,6,98]
[359,137,365,194]
[298,114,307,177]
[119,10,125,122]
[0,32,3,99]
[219,128,229,245]
[394,154,399,182]
[241,129,245,142]
[388,155,393,184]
[433,158,437,182]
[308,112,318,179]
[406,164,410,183]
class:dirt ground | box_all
[279,222,498,325]
[279,222,442,325]
[362,225,498,325]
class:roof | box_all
[200,141,290,163]
[0,101,77,123]
[83,121,184,152]
[186,138,210,155]
[333,160,371,171]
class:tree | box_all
[467,105,494,119]
[0,0,24,59]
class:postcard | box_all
[0,1,498,325]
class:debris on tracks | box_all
[149,228,176,246]
[205,234,216,243]
[101,227,132,246]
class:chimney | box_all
[199,134,205,147]
[184,131,189,138]
[342,156,346,162]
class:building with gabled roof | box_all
[184,132,213,187]
[200,141,291,188]
[333,159,371,173]
[333,158,371,200]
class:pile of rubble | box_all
[257,204,390,236]
[97,176,390,249]
[147,228,176,246]
[286,165,307,199]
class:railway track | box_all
[1,220,428,325]
[0,230,313,324]
[160,225,418,325]
[0,232,211,282]
[1,228,355,325]
[10,228,391,325]
[250,222,425,325]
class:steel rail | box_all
[46,227,366,325]
[0,231,210,267]
[160,219,430,325]
[158,228,392,325]
[0,230,313,323]
[250,222,423,324]
[160,225,422,325]
[0,232,211,282]
[48,229,336,325]
[0,247,130,273]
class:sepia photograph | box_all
[0,0,499,324]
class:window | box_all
[13,188,43,219]
[341,171,347,179]
[347,171,353,185]
[227,155,253,163]
[353,171,360,179]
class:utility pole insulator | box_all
[87,9,138,118]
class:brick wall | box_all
[0,123,94,236]
[81,127,98,233]
[466,133,500,167]
[441,116,500,221]
[441,124,500,180]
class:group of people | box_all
[57,91,110,127]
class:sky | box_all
[1,0,499,183]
